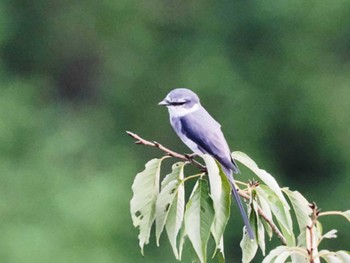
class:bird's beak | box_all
[158,99,169,106]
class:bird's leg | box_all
[184,153,198,160]
[184,153,206,173]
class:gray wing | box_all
[180,108,252,238]
[179,108,239,174]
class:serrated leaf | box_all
[201,154,231,256]
[240,207,258,263]
[130,157,169,254]
[185,179,215,263]
[155,162,185,248]
[256,185,295,246]
[232,151,289,209]
[283,188,312,235]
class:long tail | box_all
[222,166,254,240]
[230,179,254,239]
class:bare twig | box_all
[236,188,287,245]
[126,131,206,171]
[258,207,287,245]
[307,203,321,263]
[127,130,287,245]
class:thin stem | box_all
[126,131,206,171]
[318,211,346,217]
[182,173,204,183]
[258,207,287,245]
[235,180,249,187]
[307,203,321,263]
[236,185,287,245]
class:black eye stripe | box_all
[170,102,186,106]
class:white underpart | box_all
[167,103,199,117]
[168,103,203,155]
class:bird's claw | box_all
[185,153,198,160]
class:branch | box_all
[237,188,287,245]
[127,130,287,245]
[126,131,206,171]
[306,203,320,263]
[258,207,287,245]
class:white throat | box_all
[168,103,200,117]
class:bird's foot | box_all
[185,153,198,160]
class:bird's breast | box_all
[170,116,202,155]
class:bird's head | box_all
[158,88,201,117]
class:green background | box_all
[0,1,349,262]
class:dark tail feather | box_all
[230,179,254,240]
[222,165,254,240]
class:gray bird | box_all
[159,88,254,239]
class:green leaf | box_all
[178,222,187,260]
[262,246,308,263]
[201,154,231,256]
[155,162,185,248]
[165,165,186,259]
[232,151,289,209]
[257,193,273,239]
[130,157,169,254]
[161,162,184,188]
[316,220,323,240]
[214,237,225,263]
[291,253,309,263]
[322,229,337,240]
[256,185,295,246]
[283,188,312,250]
[156,180,179,245]
[319,250,343,263]
[252,197,266,255]
[283,188,312,235]
[240,206,258,263]
[262,246,288,263]
[185,179,215,263]
[274,251,292,263]
[336,251,350,262]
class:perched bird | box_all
[159,88,254,239]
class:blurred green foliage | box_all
[0,0,349,262]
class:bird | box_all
[159,88,254,240]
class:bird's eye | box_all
[171,102,186,106]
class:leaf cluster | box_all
[130,152,350,262]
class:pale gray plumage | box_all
[159,88,254,239]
